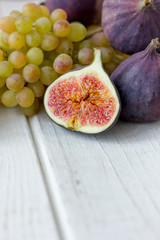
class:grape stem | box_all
[144,0,152,6]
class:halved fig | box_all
[44,49,120,134]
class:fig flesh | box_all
[102,0,160,54]
[111,38,160,122]
[44,49,120,134]
[45,0,103,26]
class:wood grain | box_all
[30,108,160,240]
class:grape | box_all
[72,64,83,70]
[16,87,35,107]
[55,38,73,55]
[99,47,113,63]
[10,10,22,18]
[21,98,39,117]
[53,20,70,38]
[8,50,26,69]
[50,9,67,24]
[0,61,13,78]
[0,85,8,103]
[2,90,17,107]
[78,48,94,65]
[67,22,86,42]
[1,32,9,46]
[86,25,102,37]
[0,77,6,88]
[40,5,50,18]
[0,49,3,62]
[35,17,52,34]
[6,74,25,91]
[41,33,59,51]
[26,29,41,47]
[53,54,73,74]
[40,66,58,86]
[104,61,118,75]
[78,39,93,50]
[26,47,44,66]
[28,80,45,97]
[91,32,110,47]
[8,32,25,50]
[15,16,33,34]
[23,64,40,83]
[22,3,42,21]
[0,16,16,33]
[40,59,53,68]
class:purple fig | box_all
[45,0,103,26]
[102,0,160,54]
[110,38,160,122]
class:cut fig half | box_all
[44,48,121,134]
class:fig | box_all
[102,0,160,54]
[111,38,160,122]
[45,0,103,26]
[44,49,120,134]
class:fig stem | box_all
[144,0,152,6]
[151,38,160,49]
[91,48,102,68]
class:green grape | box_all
[104,61,118,75]
[8,32,25,50]
[55,38,73,55]
[2,90,17,107]
[35,17,52,34]
[99,47,113,63]
[53,20,70,38]
[0,77,6,88]
[15,16,33,33]
[26,29,41,48]
[8,50,26,69]
[10,10,22,18]
[41,33,59,51]
[22,3,42,21]
[40,66,58,86]
[23,64,40,83]
[0,61,13,78]
[6,74,25,91]
[0,16,16,34]
[40,5,50,18]
[21,98,39,117]
[26,47,44,65]
[53,54,73,74]
[16,87,35,107]
[40,59,53,68]
[50,9,67,24]
[0,49,3,62]
[28,80,45,97]
[79,39,93,50]
[0,85,8,103]
[44,50,58,61]
[1,32,9,46]
[91,32,110,47]
[78,48,94,65]
[67,22,86,42]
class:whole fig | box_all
[102,0,160,54]
[111,38,160,122]
[45,0,103,26]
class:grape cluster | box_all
[0,3,129,116]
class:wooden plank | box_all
[0,106,60,240]
[30,108,160,240]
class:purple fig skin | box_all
[110,39,160,122]
[102,0,160,54]
[45,0,103,26]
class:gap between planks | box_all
[27,116,75,240]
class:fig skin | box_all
[102,0,160,54]
[45,0,103,26]
[110,38,160,122]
